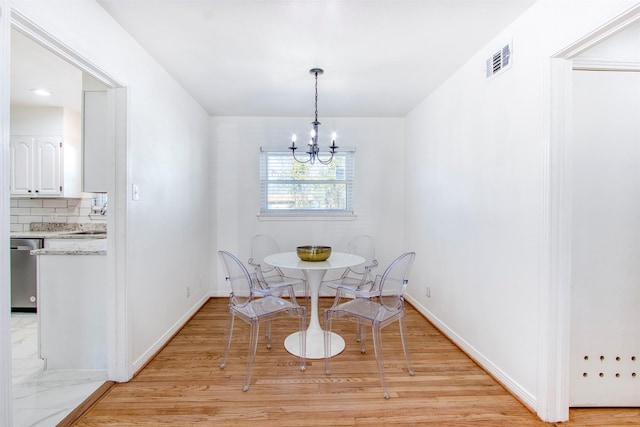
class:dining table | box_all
[263,251,365,359]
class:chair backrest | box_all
[250,234,281,274]
[377,252,416,310]
[218,250,255,307]
[346,235,376,275]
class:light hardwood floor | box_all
[70,298,640,426]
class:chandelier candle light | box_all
[289,68,338,165]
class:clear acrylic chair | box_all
[323,252,416,399]
[248,234,308,299]
[321,235,378,342]
[321,235,378,292]
[218,250,306,392]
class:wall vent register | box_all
[486,41,512,79]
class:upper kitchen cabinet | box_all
[82,91,108,193]
[10,135,62,196]
[10,106,82,198]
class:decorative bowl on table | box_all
[296,246,332,262]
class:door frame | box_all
[9,8,131,382]
[540,2,640,422]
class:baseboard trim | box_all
[404,294,537,413]
[132,293,211,374]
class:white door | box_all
[570,70,640,406]
[9,136,34,195]
[34,136,62,196]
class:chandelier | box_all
[288,68,338,165]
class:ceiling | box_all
[97,0,536,117]
[10,29,83,113]
[11,1,537,118]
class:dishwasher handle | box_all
[11,246,33,250]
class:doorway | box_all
[5,11,127,425]
[544,4,640,420]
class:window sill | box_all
[257,212,357,221]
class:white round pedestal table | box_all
[264,251,365,359]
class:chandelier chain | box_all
[314,71,319,123]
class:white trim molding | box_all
[572,58,640,71]
[538,56,573,423]
[0,1,14,425]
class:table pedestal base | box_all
[284,330,345,359]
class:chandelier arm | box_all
[315,152,335,165]
[289,146,312,164]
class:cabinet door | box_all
[10,136,35,195]
[34,137,62,196]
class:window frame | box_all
[259,147,355,218]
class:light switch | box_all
[132,184,141,201]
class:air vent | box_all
[486,42,512,79]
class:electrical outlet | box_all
[426,287,431,298]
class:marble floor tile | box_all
[13,370,107,427]
[11,313,107,427]
[11,313,43,385]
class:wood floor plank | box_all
[71,298,640,426]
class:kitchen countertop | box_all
[31,239,107,256]
[11,230,107,239]
[11,223,107,255]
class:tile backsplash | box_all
[10,195,107,232]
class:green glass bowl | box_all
[296,246,332,262]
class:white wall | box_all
[403,0,636,417]
[211,116,405,295]
[9,0,212,376]
[11,106,66,135]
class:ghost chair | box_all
[321,234,378,292]
[218,250,306,392]
[323,252,416,399]
[248,234,308,299]
[320,235,378,342]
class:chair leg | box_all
[220,311,235,369]
[372,323,389,399]
[243,319,260,392]
[265,320,272,349]
[358,324,367,353]
[399,315,415,376]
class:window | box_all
[260,149,354,215]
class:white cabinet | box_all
[9,136,33,194]
[82,91,108,193]
[10,135,81,198]
[37,253,107,370]
[11,136,61,196]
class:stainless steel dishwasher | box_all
[10,238,43,312]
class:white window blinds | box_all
[260,149,354,214]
